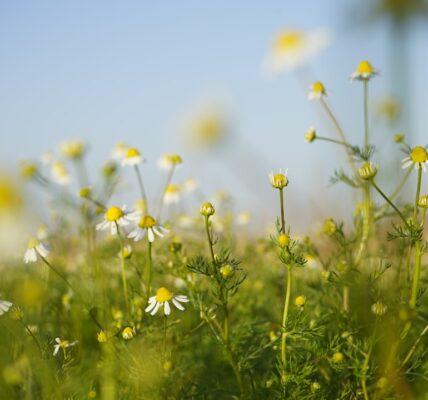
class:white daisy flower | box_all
[0,300,13,315]
[96,205,139,235]
[183,178,199,193]
[121,147,144,166]
[236,211,251,226]
[350,60,378,81]
[145,287,189,316]
[163,184,181,205]
[308,81,327,101]
[51,160,70,185]
[60,140,86,160]
[158,154,183,171]
[24,238,49,264]
[263,28,331,75]
[128,215,169,242]
[402,146,428,172]
[53,337,78,356]
[112,142,128,160]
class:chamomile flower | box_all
[96,206,138,235]
[402,146,428,172]
[269,169,289,189]
[236,211,251,226]
[0,300,13,315]
[183,178,199,193]
[158,154,183,170]
[350,60,378,81]
[121,147,144,166]
[308,81,327,101]
[51,161,70,185]
[145,287,189,316]
[163,184,181,205]
[53,337,78,356]
[112,142,128,160]
[128,215,169,242]
[264,28,331,74]
[24,238,49,264]
[304,127,317,143]
[60,140,86,160]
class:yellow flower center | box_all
[59,340,69,348]
[27,238,39,249]
[105,206,124,222]
[276,30,302,51]
[311,81,325,94]
[126,147,140,158]
[356,60,374,75]
[164,154,182,165]
[271,173,288,189]
[138,215,156,228]
[166,184,180,194]
[410,146,428,163]
[156,287,173,302]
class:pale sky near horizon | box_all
[1,1,427,231]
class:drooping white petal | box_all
[152,227,165,238]
[53,345,60,356]
[164,301,171,316]
[147,228,155,242]
[24,248,37,264]
[145,300,158,313]
[174,295,189,302]
[36,243,49,258]
[172,298,185,311]
[150,301,161,316]
[96,220,108,231]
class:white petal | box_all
[145,300,158,313]
[96,220,108,231]
[152,227,164,237]
[172,298,185,311]
[147,229,155,242]
[174,295,189,302]
[164,301,171,316]
[150,301,161,316]
[110,223,118,235]
[24,248,37,263]
[53,345,60,356]
[36,243,49,258]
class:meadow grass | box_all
[1,61,428,400]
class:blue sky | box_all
[1,1,427,230]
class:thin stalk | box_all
[279,188,286,233]
[163,316,167,363]
[370,181,410,229]
[40,256,75,293]
[316,136,352,147]
[320,98,358,174]
[146,241,153,299]
[401,323,428,367]
[19,320,44,356]
[409,167,423,309]
[204,216,216,263]
[281,266,292,383]
[363,80,369,152]
[361,343,373,400]
[134,165,148,214]
[115,224,129,313]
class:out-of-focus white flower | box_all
[158,154,183,171]
[24,238,49,264]
[263,28,331,75]
[51,161,70,185]
[236,211,251,226]
[60,140,86,160]
[112,142,128,160]
[164,184,181,205]
[0,300,13,315]
[121,147,144,167]
[183,178,199,193]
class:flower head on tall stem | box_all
[121,147,144,166]
[53,337,78,356]
[60,140,86,160]
[96,206,138,235]
[308,81,327,101]
[304,127,317,143]
[158,154,183,171]
[145,287,189,316]
[269,170,289,189]
[163,184,181,205]
[128,215,169,242]
[402,146,428,172]
[350,60,378,81]
[24,238,50,264]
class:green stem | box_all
[40,256,75,293]
[361,343,373,400]
[370,180,410,229]
[281,266,292,384]
[163,316,167,363]
[134,165,148,215]
[413,167,422,224]
[363,80,369,152]
[279,188,286,233]
[146,241,153,299]
[320,98,358,175]
[316,136,352,147]
[204,216,216,263]
[115,224,129,313]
